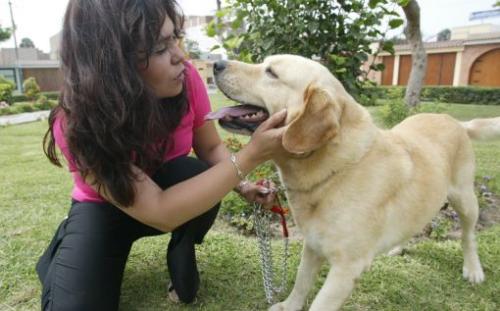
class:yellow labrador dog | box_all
[208,55,499,311]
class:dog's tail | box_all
[460,117,500,141]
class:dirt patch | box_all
[215,189,500,243]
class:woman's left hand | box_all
[236,180,278,205]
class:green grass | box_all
[1,98,499,310]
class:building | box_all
[49,31,62,61]
[190,59,217,92]
[0,47,61,92]
[367,24,500,87]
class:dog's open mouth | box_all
[205,104,269,134]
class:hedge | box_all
[12,91,59,103]
[364,86,500,105]
[0,99,58,116]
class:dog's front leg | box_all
[308,261,367,311]
[269,242,324,311]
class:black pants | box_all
[36,156,220,310]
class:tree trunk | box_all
[402,0,426,107]
[215,0,223,42]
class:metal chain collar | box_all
[253,201,289,304]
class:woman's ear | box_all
[282,85,341,154]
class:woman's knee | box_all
[39,202,133,310]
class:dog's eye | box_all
[265,67,279,79]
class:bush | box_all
[0,99,57,116]
[0,76,15,104]
[34,96,57,110]
[379,99,449,128]
[12,94,28,102]
[379,99,410,128]
[365,86,500,105]
[12,91,59,103]
[23,77,41,101]
[0,82,14,105]
[42,91,59,100]
[17,102,35,113]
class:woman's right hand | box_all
[244,109,288,163]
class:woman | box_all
[37,0,286,309]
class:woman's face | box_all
[138,16,186,98]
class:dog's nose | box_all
[213,60,227,75]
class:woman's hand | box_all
[236,180,278,205]
[244,109,287,163]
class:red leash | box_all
[257,180,289,238]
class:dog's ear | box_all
[282,85,340,154]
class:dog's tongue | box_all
[205,104,262,120]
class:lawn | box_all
[1,96,499,310]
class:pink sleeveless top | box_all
[53,62,211,202]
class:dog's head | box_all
[207,54,349,154]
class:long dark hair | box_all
[43,0,187,207]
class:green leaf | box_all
[382,41,395,54]
[231,19,243,30]
[215,7,232,18]
[369,0,385,9]
[225,36,244,50]
[206,20,217,37]
[371,63,385,71]
[210,45,221,52]
[389,19,404,29]
[397,0,411,7]
[329,54,347,65]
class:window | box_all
[0,68,17,88]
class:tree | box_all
[437,28,451,42]
[495,1,500,7]
[208,0,403,101]
[20,37,35,48]
[0,25,11,43]
[400,0,426,107]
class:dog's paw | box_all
[463,265,485,284]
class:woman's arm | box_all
[193,121,278,205]
[88,110,287,233]
[192,121,230,166]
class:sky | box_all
[0,0,499,53]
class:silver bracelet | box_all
[230,153,246,180]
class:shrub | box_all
[12,91,59,103]
[379,98,449,128]
[35,99,57,111]
[0,99,57,116]
[12,94,28,103]
[379,99,410,128]
[17,102,35,113]
[42,91,59,100]
[23,77,41,101]
[0,82,14,105]
[0,76,15,104]
[34,95,55,110]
